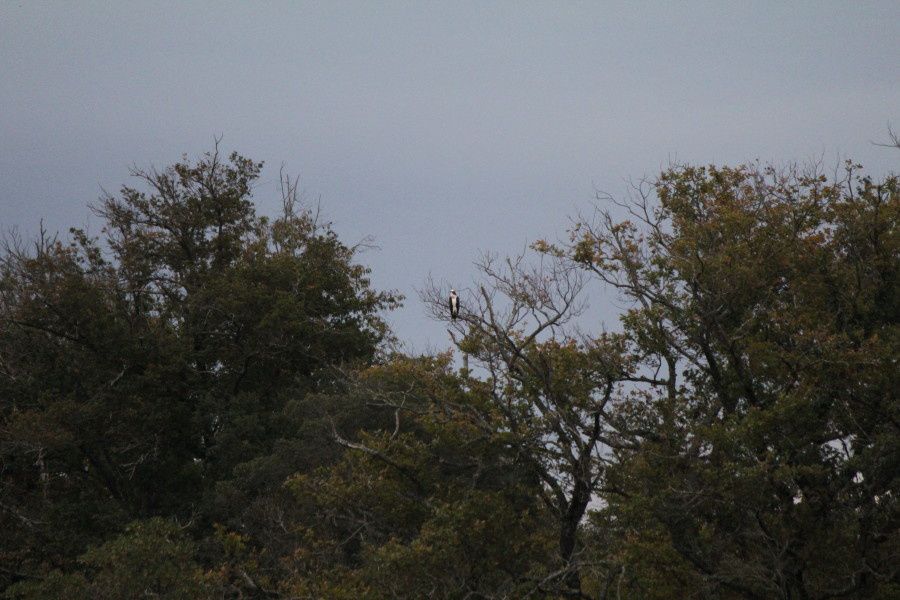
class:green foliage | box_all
[563,162,899,598]
[0,147,398,592]
[4,571,90,600]
[279,356,559,598]
[5,518,215,600]
[3,146,896,599]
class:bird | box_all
[449,289,460,320]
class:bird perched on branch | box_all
[449,289,460,320]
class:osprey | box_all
[449,289,460,320]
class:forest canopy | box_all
[1,148,897,599]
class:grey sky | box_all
[2,1,898,351]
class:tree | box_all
[280,355,559,598]
[4,142,896,599]
[0,146,399,591]
[557,161,898,598]
[422,253,632,596]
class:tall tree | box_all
[423,253,631,596]
[558,161,898,599]
[0,146,399,591]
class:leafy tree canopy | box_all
[2,147,896,600]
[0,146,399,592]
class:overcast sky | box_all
[2,1,898,351]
